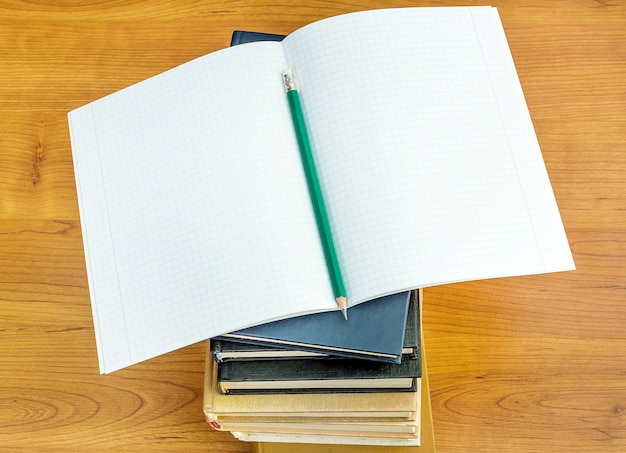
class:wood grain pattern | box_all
[1,0,625,451]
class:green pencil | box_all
[282,68,348,320]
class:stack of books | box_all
[202,30,431,448]
[204,290,433,448]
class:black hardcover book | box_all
[230,30,285,46]
[217,353,421,395]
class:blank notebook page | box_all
[70,6,575,373]
[283,7,574,304]
[69,43,334,373]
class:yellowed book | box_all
[210,414,414,424]
[234,427,417,440]
[203,343,420,421]
[245,348,435,451]
[208,380,420,438]
[214,411,420,438]
[240,432,421,447]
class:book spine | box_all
[220,378,417,395]
[218,356,421,382]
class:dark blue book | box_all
[213,290,417,364]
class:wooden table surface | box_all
[1,0,625,451]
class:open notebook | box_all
[68,6,574,373]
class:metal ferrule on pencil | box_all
[282,68,297,93]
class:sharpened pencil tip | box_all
[336,296,348,320]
